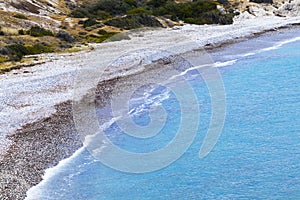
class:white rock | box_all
[234,11,256,21]
[275,0,300,17]
[248,6,267,17]
[217,5,227,15]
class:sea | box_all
[26,27,300,199]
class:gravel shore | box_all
[0,16,299,200]
[0,101,82,200]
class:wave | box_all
[239,36,300,58]
[25,147,86,200]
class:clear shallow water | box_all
[27,29,300,199]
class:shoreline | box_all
[0,16,300,200]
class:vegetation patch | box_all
[13,13,28,20]
[71,0,234,26]
[27,26,54,37]
[55,31,75,43]
[71,0,135,18]
[82,18,98,28]
[105,14,163,30]
[0,55,9,63]
[152,0,234,25]
[26,43,54,55]
[0,42,56,62]
[0,26,4,36]
[4,44,29,61]
[85,32,117,43]
[127,7,150,15]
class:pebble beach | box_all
[0,15,300,199]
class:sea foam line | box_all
[25,147,85,200]
[240,36,300,58]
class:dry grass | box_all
[0,57,45,74]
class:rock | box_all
[234,11,256,21]
[248,5,267,16]
[264,5,277,15]
[217,5,227,15]
[274,0,300,17]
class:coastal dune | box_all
[0,15,300,199]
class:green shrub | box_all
[70,0,234,26]
[105,14,163,30]
[2,42,55,61]
[0,26,4,36]
[28,26,54,37]
[147,0,168,8]
[86,32,117,43]
[127,7,150,15]
[71,8,89,18]
[5,44,29,61]
[18,29,25,35]
[123,0,137,7]
[153,0,233,25]
[55,31,75,43]
[97,29,108,35]
[83,18,98,28]
[13,13,28,19]
[0,55,9,63]
[26,43,53,54]
[96,10,112,20]
[70,0,135,19]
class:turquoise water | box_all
[27,28,300,199]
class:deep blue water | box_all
[27,28,300,199]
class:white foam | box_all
[238,36,300,58]
[25,147,85,200]
[213,59,237,67]
[260,36,300,52]
[83,116,120,147]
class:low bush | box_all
[153,0,234,25]
[97,29,108,35]
[0,42,55,61]
[55,31,75,43]
[70,0,234,26]
[96,11,112,20]
[13,13,28,19]
[18,29,25,35]
[83,18,98,28]
[127,7,150,15]
[70,0,136,19]
[5,44,29,61]
[78,20,85,24]
[105,14,163,30]
[0,55,9,63]
[86,32,117,43]
[28,26,54,37]
[26,43,54,54]
[0,26,4,36]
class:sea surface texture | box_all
[26,28,300,199]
